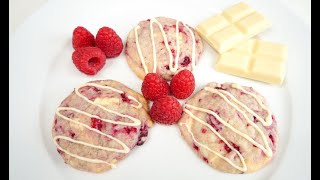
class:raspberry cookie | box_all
[125,17,204,80]
[179,82,278,174]
[52,80,152,173]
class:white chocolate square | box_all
[210,25,245,52]
[197,15,230,38]
[251,58,286,84]
[215,39,288,85]
[216,53,251,76]
[236,12,267,36]
[222,2,255,22]
[196,2,271,53]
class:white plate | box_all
[9,0,311,179]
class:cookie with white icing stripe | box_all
[52,80,152,173]
[125,17,203,80]
[179,82,278,174]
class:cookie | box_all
[125,17,203,80]
[52,80,152,173]
[179,82,278,174]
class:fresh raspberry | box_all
[141,73,170,101]
[149,96,182,125]
[72,47,106,75]
[72,26,95,49]
[170,69,195,99]
[96,27,123,58]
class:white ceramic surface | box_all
[9,0,311,33]
[9,0,311,179]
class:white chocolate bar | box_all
[196,2,271,53]
[215,39,288,85]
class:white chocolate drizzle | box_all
[184,25,196,70]
[134,18,196,74]
[53,82,143,168]
[76,83,142,109]
[181,83,273,172]
[231,84,272,126]
[150,18,173,73]
[134,26,149,74]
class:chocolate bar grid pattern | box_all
[215,39,287,84]
[196,2,270,53]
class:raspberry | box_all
[137,125,148,146]
[149,96,182,125]
[208,114,222,132]
[269,134,275,144]
[203,157,209,163]
[91,118,103,131]
[72,47,106,75]
[122,127,137,134]
[96,27,123,58]
[141,73,170,101]
[201,128,207,133]
[170,69,195,99]
[224,144,231,153]
[120,93,131,103]
[193,143,199,151]
[69,131,76,138]
[72,26,95,49]
[231,143,240,151]
[181,56,191,67]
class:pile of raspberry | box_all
[141,70,195,125]
[71,26,123,75]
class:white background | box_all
[9,0,311,180]
[9,0,311,34]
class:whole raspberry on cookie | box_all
[171,69,195,99]
[72,26,95,49]
[150,96,182,125]
[96,27,123,58]
[72,47,106,75]
[141,73,170,101]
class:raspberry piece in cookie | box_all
[96,27,123,58]
[171,69,195,99]
[150,96,182,125]
[91,118,103,131]
[141,73,170,101]
[72,26,95,49]
[72,47,106,75]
